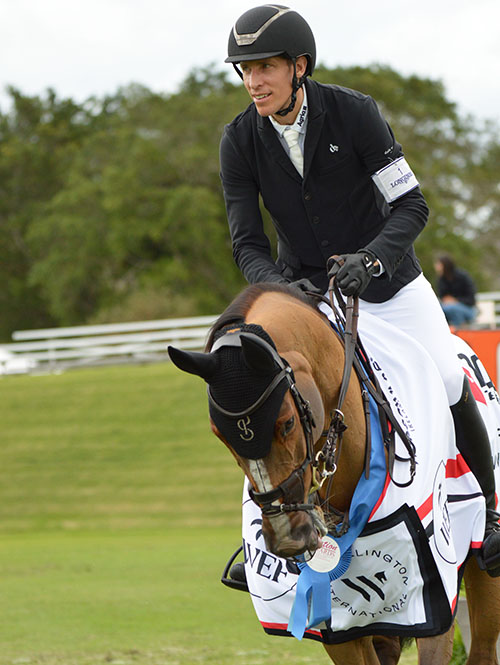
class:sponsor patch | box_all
[372,156,419,203]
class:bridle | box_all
[208,330,319,517]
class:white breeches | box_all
[359,273,464,406]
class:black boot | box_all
[451,376,500,577]
[220,546,249,592]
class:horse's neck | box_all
[297,308,367,511]
[246,293,366,510]
[246,293,361,414]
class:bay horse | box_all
[168,282,500,665]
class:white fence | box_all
[1,291,500,375]
[476,291,500,328]
[0,315,217,374]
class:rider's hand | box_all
[289,278,323,296]
[327,251,380,297]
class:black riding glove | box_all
[289,278,323,296]
[327,251,380,297]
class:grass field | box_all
[0,362,460,664]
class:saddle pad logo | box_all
[329,521,426,629]
[433,461,457,564]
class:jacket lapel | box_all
[303,79,325,181]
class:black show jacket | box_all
[219,78,429,302]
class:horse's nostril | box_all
[296,524,319,547]
[270,519,320,558]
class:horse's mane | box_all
[205,282,318,351]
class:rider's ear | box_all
[167,346,217,382]
[240,334,277,374]
[295,55,308,79]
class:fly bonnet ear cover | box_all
[208,324,291,459]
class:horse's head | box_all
[168,322,327,559]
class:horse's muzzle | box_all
[263,509,323,558]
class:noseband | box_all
[208,330,318,516]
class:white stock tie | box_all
[283,127,304,177]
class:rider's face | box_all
[240,56,306,124]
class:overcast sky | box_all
[1,0,499,122]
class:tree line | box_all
[1,64,499,341]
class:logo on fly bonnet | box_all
[237,416,255,441]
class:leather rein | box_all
[311,278,417,535]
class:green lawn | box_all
[0,363,242,534]
[0,363,444,664]
[1,528,346,665]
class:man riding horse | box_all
[219,4,500,574]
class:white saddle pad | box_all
[240,310,499,643]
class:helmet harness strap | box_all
[275,57,300,117]
[232,63,244,80]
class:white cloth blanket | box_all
[241,308,500,643]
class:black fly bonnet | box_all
[208,323,293,459]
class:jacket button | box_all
[321,240,329,247]
[312,216,320,224]
[304,192,312,200]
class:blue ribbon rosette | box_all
[288,394,387,639]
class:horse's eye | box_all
[281,416,295,437]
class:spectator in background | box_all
[435,254,477,326]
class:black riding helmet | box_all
[225,5,316,116]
